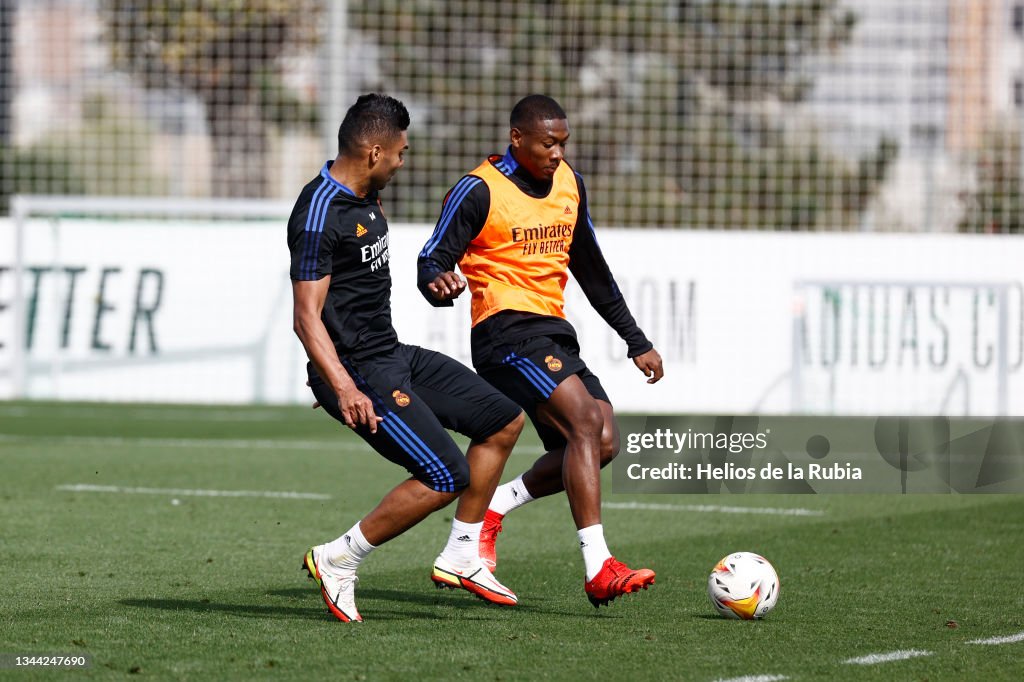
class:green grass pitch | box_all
[2,401,1023,680]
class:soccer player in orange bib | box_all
[417,94,665,607]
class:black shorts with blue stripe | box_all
[477,335,610,452]
[307,344,522,493]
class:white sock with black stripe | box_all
[325,521,375,574]
[578,524,612,581]
[440,518,482,567]
[488,474,535,516]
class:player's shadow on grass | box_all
[266,586,443,608]
[271,586,601,619]
[367,586,604,618]
[692,614,761,622]
[120,595,538,622]
[119,598,327,621]
[122,586,615,621]
[121,588,487,622]
[364,587,618,619]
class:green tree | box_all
[352,0,895,229]
[0,144,87,214]
[959,122,1024,234]
[99,0,321,198]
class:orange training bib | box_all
[459,158,581,327]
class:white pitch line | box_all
[968,631,1024,646]
[0,434,347,451]
[56,484,331,500]
[0,405,307,422]
[603,501,825,517]
[843,650,932,665]
[713,675,788,682]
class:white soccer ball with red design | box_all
[707,551,780,619]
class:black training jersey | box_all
[417,147,652,369]
[288,161,398,361]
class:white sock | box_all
[440,519,483,567]
[578,524,612,581]
[488,474,535,516]
[325,522,376,573]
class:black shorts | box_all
[477,336,610,452]
[307,344,522,493]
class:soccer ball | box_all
[707,552,780,620]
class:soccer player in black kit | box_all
[289,94,524,622]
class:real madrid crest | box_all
[544,355,563,372]
[392,389,411,407]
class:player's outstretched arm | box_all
[632,347,665,384]
[568,174,662,378]
[292,278,383,433]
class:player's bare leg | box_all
[433,413,524,605]
[484,376,654,606]
[360,479,458,544]
[534,375,607,529]
[305,479,457,622]
[520,400,619,499]
[457,412,525,522]
[482,395,617,569]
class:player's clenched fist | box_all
[427,271,467,301]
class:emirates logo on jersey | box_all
[392,390,411,407]
[545,355,563,372]
[356,223,368,237]
[512,223,573,256]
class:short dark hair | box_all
[337,93,410,156]
[510,94,567,131]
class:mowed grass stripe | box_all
[0,433,549,460]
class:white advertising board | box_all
[1,218,1020,415]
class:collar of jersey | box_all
[494,146,558,198]
[493,146,519,176]
[320,161,358,197]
